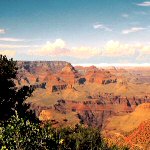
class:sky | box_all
[0,0,150,65]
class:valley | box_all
[16,61,150,149]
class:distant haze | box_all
[73,63,150,67]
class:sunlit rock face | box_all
[85,69,117,84]
[58,63,80,85]
[16,62,150,134]
[103,103,150,150]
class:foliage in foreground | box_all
[0,113,129,150]
[0,55,38,122]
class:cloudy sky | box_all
[0,0,150,65]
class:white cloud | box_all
[43,39,66,50]
[0,50,16,57]
[28,39,67,56]
[93,24,112,31]
[102,41,150,60]
[122,27,146,34]
[136,44,150,61]
[26,39,150,60]
[71,47,101,59]
[122,14,129,18]
[102,40,135,56]
[0,28,5,34]
[0,37,24,42]
[28,39,101,59]
[137,1,150,6]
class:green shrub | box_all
[0,113,129,150]
[58,124,108,150]
[0,112,44,149]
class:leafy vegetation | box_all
[0,112,129,150]
[0,55,129,150]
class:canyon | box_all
[16,61,150,149]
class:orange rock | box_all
[85,70,116,84]
[39,110,52,121]
[57,63,80,86]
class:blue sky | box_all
[0,0,150,65]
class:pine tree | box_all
[0,55,38,122]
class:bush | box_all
[58,124,108,150]
[0,112,44,149]
[0,112,129,150]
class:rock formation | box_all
[16,61,69,85]
[15,62,150,149]
[57,63,80,86]
[16,62,150,130]
[103,103,150,149]
[85,69,117,84]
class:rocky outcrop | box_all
[58,63,80,86]
[16,61,69,85]
[85,70,117,84]
[17,61,69,74]
[54,99,66,114]
[39,110,52,121]
[78,110,115,129]
[125,119,150,149]
[75,65,99,75]
[104,103,150,134]
[42,63,80,92]
[103,103,150,150]
[44,75,68,92]
[37,94,150,129]
[74,95,150,129]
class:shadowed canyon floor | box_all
[16,61,150,149]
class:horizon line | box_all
[73,63,150,67]
[15,59,150,67]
